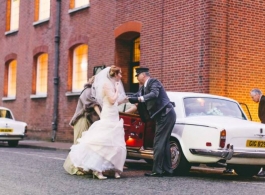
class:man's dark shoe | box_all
[257,171,265,177]
[144,172,163,177]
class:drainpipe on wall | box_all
[51,0,61,142]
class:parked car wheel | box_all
[171,140,191,175]
[8,140,19,147]
[233,165,261,177]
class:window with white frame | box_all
[35,0,50,22]
[6,0,20,32]
[7,60,17,97]
[70,0,89,9]
[36,53,48,95]
[72,44,88,92]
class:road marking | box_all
[0,150,65,160]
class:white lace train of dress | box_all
[69,96,126,172]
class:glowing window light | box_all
[10,0,20,31]
[75,0,89,8]
[132,66,140,84]
[38,0,50,21]
[7,60,17,97]
[72,44,88,92]
[133,37,140,62]
[36,53,48,95]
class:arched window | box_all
[72,44,88,92]
[35,53,48,95]
[6,60,17,97]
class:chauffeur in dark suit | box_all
[250,88,265,177]
[128,67,176,177]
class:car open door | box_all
[240,102,252,121]
[120,112,145,148]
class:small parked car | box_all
[0,106,27,147]
[119,92,265,177]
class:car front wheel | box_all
[171,140,191,175]
[8,140,19,147]
[233,165,261,177]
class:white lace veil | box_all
[91,66,126,107]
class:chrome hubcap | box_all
[170,142,180,169]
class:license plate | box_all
[246,140,265,148]
[0,128,13,133]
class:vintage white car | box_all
[119,92,265,177]
[0,107,27,147]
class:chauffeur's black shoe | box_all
[144,172,163,177]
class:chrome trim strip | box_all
[189,145,234,160]
[232,150,265,158]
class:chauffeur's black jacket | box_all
[133,78,171,120]
[258,95,265,124]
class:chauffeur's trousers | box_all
[152,106,176,174]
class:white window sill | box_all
[68,4,90,14]
[5,29,18,36]
[2,97,16,101]
[65,91,81,97]
[30,94,47,99]
[33,18,50,26]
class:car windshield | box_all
[184,97,247,120]
[0,109,13,119]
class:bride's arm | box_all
[94,105,101,118]
[103,82,119,105]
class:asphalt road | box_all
[0,145,265,195]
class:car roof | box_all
[166,91,237,102]
[0,106,10,111]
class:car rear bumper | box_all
[189,145,234,160]
[0,134,25,141]
[232,150,265,158]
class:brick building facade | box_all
[0,0,265,142]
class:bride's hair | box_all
[109,65,121,77]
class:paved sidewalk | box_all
[19,140,72,151]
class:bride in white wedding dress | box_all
[69,66,127,180]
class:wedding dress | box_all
[69,80,126,173]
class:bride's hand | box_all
[115,82,120,92]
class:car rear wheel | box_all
[8,140,19,147]
[171,140,191,175]
[233,165,261,177]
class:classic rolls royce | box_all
[0,106,27,147]
[119,92,265,177]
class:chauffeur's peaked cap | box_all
[135,67,149,77]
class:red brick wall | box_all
[0,0,264,142]
[114,1,211,92]
[58,0,117,141]
[0,0,55,141]
[208,0,265,122]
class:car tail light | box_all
[25,126,27,134]
[219,129,226,148]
